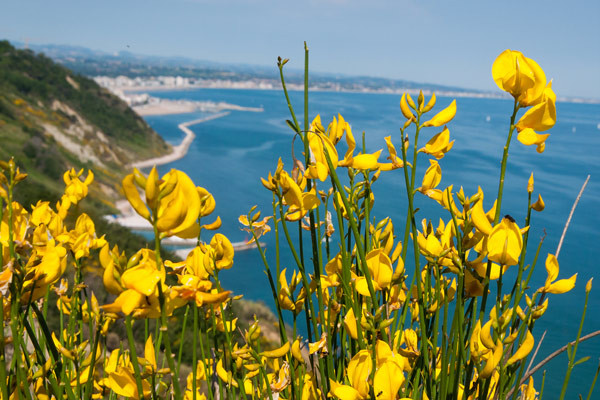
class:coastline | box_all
[102,83,600,105]
[111,110,230,233]
[132,99,263,116]
[130,111,230,169]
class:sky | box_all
[2,0,599,98]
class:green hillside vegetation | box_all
[0,41,281,376]
[0,40,170,210]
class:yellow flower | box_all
[355,248,393,296]
[63,168,94,204]
[487,216,523,266]
[260,341,291,358]
[121,260,163,297]
[479,339,503,379]
[30,200,53,226]
[419,126,455,159]
[305,117,339,181]
[373,342,405,400]
[339,130,404,172]
[527,173,535,193]
[277,268,305,313]
[172,274,231,307]
[239,213,271,243]
[421,92,437,113]
[531,194,545,211]
[197,186,216,217]
[516,82,556,153]
[400,93,416,121]
[216,316,237,333]
[279,171,320,221]
[469,321,490,360]
[204,233,234,271]
[342,150,384,170]
[327,113,351,145]
[101,249,188,317]
[69,213,107,259]
[418,159,442,193]
[270,361,291,393]
[471,197,493,236]
[380,136,405,171]
[22,240,67,302]
[308,333,328,355]
[100,244,126,295]
[104,350,152,399]
[300,373,321,400]
[184,362,209,400]
[519,377,538,400]
[346,350,372,398]
[343,307,360,340]
[168,246,210,278]
[337,122,375,170]
[506,329,534,366]
[422,100,457,127]
[329,341,406,400]
[492,49,546,105]
[122,168,201,238]
[1,201,29,247]
[540,253,577,294]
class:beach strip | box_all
[131,111,230,169]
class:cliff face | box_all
[0,40,171,208]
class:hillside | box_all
[0,40,171,209]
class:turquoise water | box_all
[144,88,600,397]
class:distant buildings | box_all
[94,75,519,102]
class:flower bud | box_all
[532,194,545,211]
[400,93,416,121]
[133,167,147,187]
[422,92,437,113]
[407,93,416,109]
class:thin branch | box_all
[526,330,547,375]
[556,175,590,259]
[506,330,600,398]
[538,175,590,306]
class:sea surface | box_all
[143,88,600,398]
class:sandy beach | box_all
[134,102,198,116]
[130,111,230,169]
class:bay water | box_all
[144,88,600,398]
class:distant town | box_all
[94,74,515,111]
[21,42,591,105]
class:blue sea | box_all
[144,88,600,398]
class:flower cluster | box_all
[0,49,592,400]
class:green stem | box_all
[192,305,198,400]
[585,359,600,400]
[152,221,181,398]
[494,98,519,224]
[399,122,431,384]
[251,227,288,343]
[323,151,376,301]
[84,319,102,398]
[126,315,145,398]
[0,197,6,400]
[480,98,519,320]
[176,305,190,377]
[558,284,590,400]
